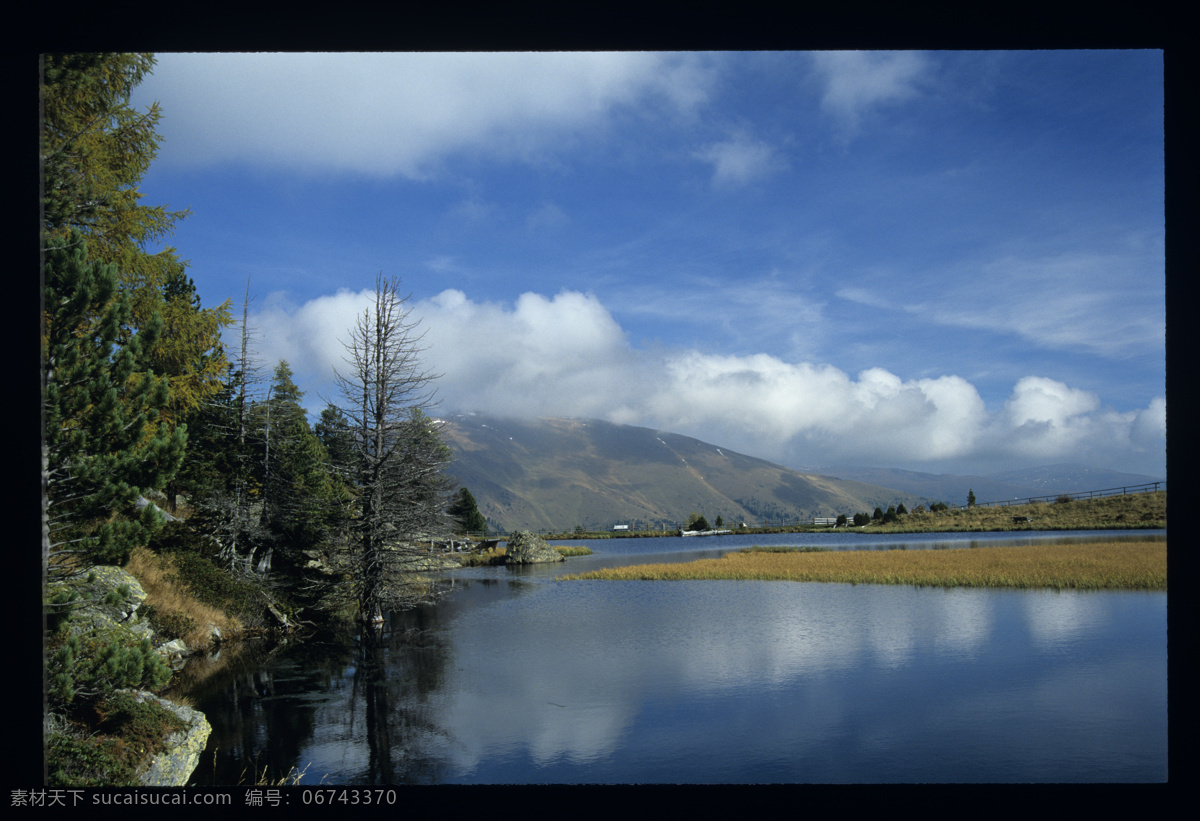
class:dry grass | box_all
[125,546,244,651]
[560,539,1166,590]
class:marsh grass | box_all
[458,547,508,567]
[560,540,1165,590]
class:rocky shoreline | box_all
[47,566,215,786]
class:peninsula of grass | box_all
[559,540,1166,590]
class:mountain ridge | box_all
[438,413,931,532]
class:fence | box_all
[953,480,1165,510]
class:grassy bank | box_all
[559,539,1166,590]
[856,491,1165,533]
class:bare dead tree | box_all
[332,274,452,622]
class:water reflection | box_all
[184,532,1167,784]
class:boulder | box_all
[503,531,565,564]
[125,690,212,787]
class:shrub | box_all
[47,625,173,709]
[47,691,186,787]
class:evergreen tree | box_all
[42,53,231,435]
[168,364,251,545]
[256,361,339,572]
[448,487,487,535]
[967,489,977,507]
[42,231,186,579]
[316,404,357,483]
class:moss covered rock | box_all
[504,531,565,564]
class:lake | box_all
[180,530,1167,784]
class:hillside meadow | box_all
[867,491,1165,532]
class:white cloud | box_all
[1003,376,1099,428]
[414,289,637,419]
[810,51,930,134]
[981,377,1165,469]
[239,287,1165,477]
[694,132,786,187]
[136,52,715,177]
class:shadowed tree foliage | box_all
[254,361,341,575]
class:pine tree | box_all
[448,487,487,536]
[316,404,356,483]
[42,53,231,436]
[42,231,186,579]
[255,361,340,573]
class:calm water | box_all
[182,531,1167,784]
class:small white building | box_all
[612,524,630,531]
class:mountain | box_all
[810,464,1166,508]
[985,464,1165,494]
[437,413,928,532]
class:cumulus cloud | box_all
[809,51,930,134]
[136,52,715,177]
[978,377,1164,469]
[238,287,1165,477]
[415,289,637,419]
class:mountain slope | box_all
[438,414,927,532]
[813,464,1166,507]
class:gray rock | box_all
[85,566,148,621]
[124,690,212,787]
[157,638,190,669]
[503,531,565,564]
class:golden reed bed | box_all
[559,540,1166,590]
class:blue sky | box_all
[128,51,1165,478]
